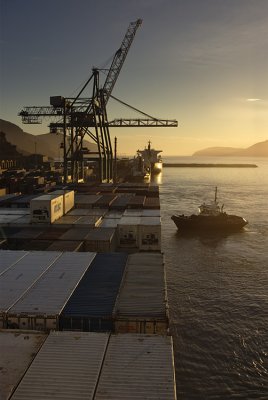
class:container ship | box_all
[137,141,163,175]
[0,182,177,400]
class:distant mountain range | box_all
[193,140,268,157]
[0,119,98,159]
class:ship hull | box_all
[171,214,248,232]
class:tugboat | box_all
[171,187,248,232]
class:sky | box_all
[1,0,268,156]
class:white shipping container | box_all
[10,331,109,400]
[0,251,62,328]
[7,252,96,331]
[0,330,48,400]
[95,334,177,400]
[30,195,64,223]
[51,190,74,214]
[118,216,141,248]
[139,216,161,251]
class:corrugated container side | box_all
[123,209,142,217]
[22,240,53,251]
[10,331,109,400]
[46,240,84,252]
[0,215,23,224]
[75,186,100,194]
[68,208,108,217]
[10,215,32,225]
[93,194,118,208]
[73,215,102,228]
[36,227,69,240]
[0,330,48,400]
[7,252,96,331]
[147,185,160,197]
[60,252,128,332]
[113,253,168,334]
[75,194,102,209]
[0,251,62,328]
[99,218,119,229]
[126,252,164,266]
[9,228,45,240]
[53,215,81,228]
[144,196,160,209]
[0,227,21,240]
[114,319,168,335]
[95,184,117,193]
[104,211,124,219]
[84,228,117,253]
[58,228,93,241]
[94,334,177,400]
[142,209,161,217]
[109,194,134,210]
[0,208,30,215]
[127,195,145,209]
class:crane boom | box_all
[102,19,142,105]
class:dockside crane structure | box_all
[19,19,178,183]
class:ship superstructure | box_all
[137,141,163,175]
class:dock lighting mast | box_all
[19,19,178,183]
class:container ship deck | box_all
[0,182,177,399]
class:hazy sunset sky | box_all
[1,0,267,155]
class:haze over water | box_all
[158,156,268,399]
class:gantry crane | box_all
[19,19,178,183]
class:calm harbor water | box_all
[157,156,268,400]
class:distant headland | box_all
[192,140,268,157]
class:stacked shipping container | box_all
[6,331,176,400]
[7,252,96,331]
[60,253,128,332]
[114,252,168,334]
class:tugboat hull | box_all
[171,214,248,232]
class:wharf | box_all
[163,163,258,168]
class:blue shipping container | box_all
[60,253,128,332]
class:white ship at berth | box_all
[137,141,163,175]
